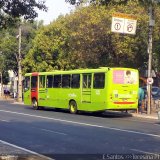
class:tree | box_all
[23,1,160,72]
[0,21,42,74]
[23,15,72,72]
[0,0,47,102]
[66,2,149,69]
[66,0,160,6]
[0,0,47,28]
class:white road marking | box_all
[115,117,157,124]
[0,139,54,160]
[0,109,160,138]
[0,119,9,122]
[40,128,67,136]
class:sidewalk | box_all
[0,96,14,102]
[0,96,23,105]
[105,110,159,120]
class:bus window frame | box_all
[39,75,46,88]
[93,73,105,89]
[53,75,62,88]
[71,74,80,89]
[24,76,30,92]
[31,76,38,89]
[62,74,71,88]
[47,75,54,88]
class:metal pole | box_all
[18,25,22,102]
[147,4,154,114]
[0,53,3,98]
[0,72,3,97]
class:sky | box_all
[36,0,74,25]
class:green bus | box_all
[23,67,139,113]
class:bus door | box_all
[38,75,47,106]
[31,75,38,102]
[24,76,31,105]
[82,74,92,103]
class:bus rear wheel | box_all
[69,101,77,114]
[32,99,39,110]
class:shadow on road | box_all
[25,106,133,119]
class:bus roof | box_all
[24,67,138,76]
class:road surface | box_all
[0,100,160,160]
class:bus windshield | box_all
[113,70,138,84]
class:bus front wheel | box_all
[32,99,39,110]
[69,101,77,114]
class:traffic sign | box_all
[111,17,124,33]
[147,77,154,85]
[123,19,137,35]
[111,13,137,35]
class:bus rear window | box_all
[113,70,137,84]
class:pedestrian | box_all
[138,87,145,113]
[3,88,7,99]
[6,89,10,98]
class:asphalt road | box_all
[0,100,160,160]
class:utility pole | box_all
[18,24,23,102]
[0,52,3,97]
[0,72,3,97]
[147,2,155,114]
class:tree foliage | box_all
[23,1,160,73]
[0,55,9,85]
[0,21,43,75]
[23,16,72,72]
[0,0,47,28]
[66,0,160,6]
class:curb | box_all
[13,101,24,105]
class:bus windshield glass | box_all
[113,70,138,84]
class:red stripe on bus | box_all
[31,73,39,101]
[113,102,135,104]
[32,72,39,76]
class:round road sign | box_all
[147,78,154,85]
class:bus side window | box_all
[93,73,105,89]
[83,75,87,88]
[53,75,61,88]
[31,76,37,88]
[88,74,91,88]
[47,75,53,88]
[24,76,30,91]
[83,74,92,88]
[62,75,71,88]
[39,75,45,88]
[71,74,80,88]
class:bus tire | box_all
[69,101,77,114]
[32,99,39,110]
